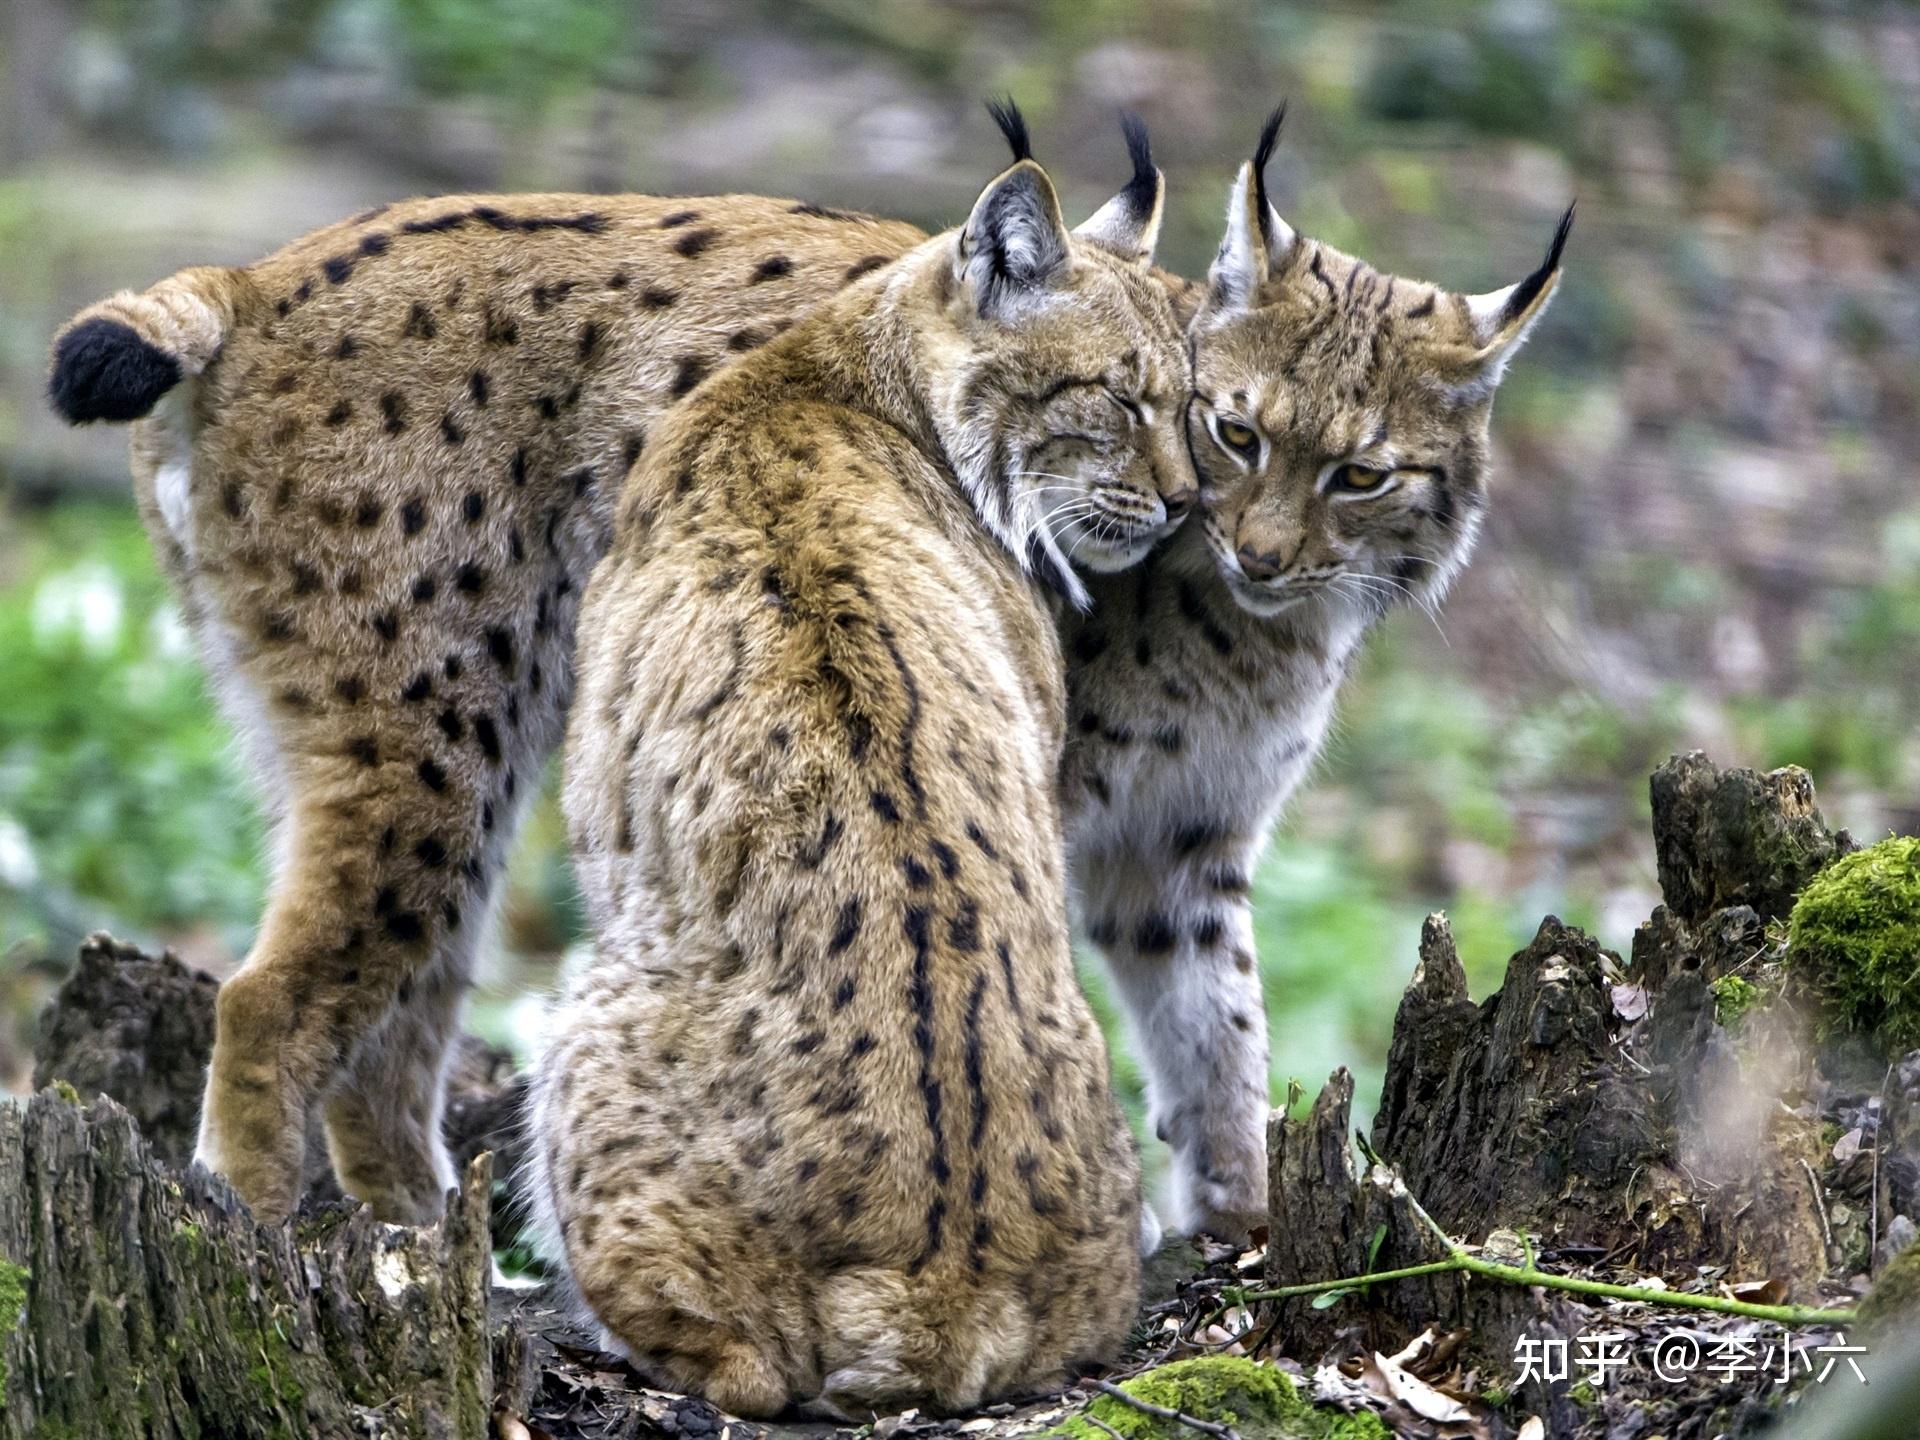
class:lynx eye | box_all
[1326,463,1393,496]
[1105,389,1143,423]
[1215,419,1259,458]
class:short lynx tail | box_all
[48,265,253,424]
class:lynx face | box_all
[931,112,1194,603]
[1187,114,1568,621]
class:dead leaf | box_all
[1611,983,1649,1021]
[1833,1127,1863,1163]
[494,1412,533,1440]
[1373,1350,1474,1424]
[1516,1420,1545,1440]
[1730,1278,1788,1306]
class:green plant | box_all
[1788,836,1920,1048]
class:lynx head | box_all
[924,102,1195,608]
[1186,108,1570,620]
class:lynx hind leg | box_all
[196,731,505,1224]
[322,946,472,1224]
[1080,842,1270,1239]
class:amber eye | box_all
[1327,463,1391,495]
[1215,419,1260,458]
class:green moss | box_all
[1788,836,1920,1047]
[1568,1379,1598,1407]
[49,1079,82,1106]
[0,1258,27,1404]
[1053,1357,1387,1440]
[1711,974,1765,1027]
[1858,1242,1920,1336]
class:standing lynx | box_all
[529,120,1191,1415]
[1058,111,1569,1236]
[50,188,926,1223]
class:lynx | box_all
[49,183,928,1223]
[47,108,1561,1249]
[1058,110,1569,1236]
[525,117,1190,1416]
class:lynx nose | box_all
[1235,544,1285,582]
[1161,477,1197,519]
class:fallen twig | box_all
[1222,1143,1861,1329]
[1087,1377,1243,1440]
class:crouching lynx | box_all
[525,118,1190,1416]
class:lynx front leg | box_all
[1079,841,1270,1240]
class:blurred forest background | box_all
[2,0,1918,1190]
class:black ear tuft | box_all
[1117,110,1157,217]
[1499,200,1575,327]
[985,98,1033,164]
[48,317,183,425]
[1251,102,1287,244]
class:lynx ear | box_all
[957,159,1072,315]
[1463,203,1574,382]
[957,99,1072,317]
[1207,105,1297,310]
[1073,111,1164,266]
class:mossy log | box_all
[0,1090,494,1440]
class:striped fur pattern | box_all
[525,150,1190,1416]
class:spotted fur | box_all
[525,146,1190,1416]
[1058,112,1569,1238]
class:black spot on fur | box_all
[440,412,465,445]
[473,714,501,763]
[48,318,182,424]
[455,562,487,595]
[828,896,864,955]
[380,392,407,435]
[383,909,424,943]
[463,492,484,523]
[404,302,437,340]
[347,735,379,766]
[400,499,426,536]
[323,255,355,284]
[486,627,515,671]
[325,400,352,426]
[417,758,447,792]
[1134,914,1178,955]
[641,285,677,308]
[402,673,433,703]
[369,611,399,644]
[670,356,710,397]
[436,708,464,741]
[870,790,901,824]
[751,256,793,282]
[414,836,447,868]
[673,229,718,258]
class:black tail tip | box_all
[48,317,181,425]
[985,97,1033,164]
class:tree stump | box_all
[1367,753,1847,1297]
[0,1090,494,1440]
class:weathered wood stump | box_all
[0,1091,494,1440]
[1366,753,1839,1293]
